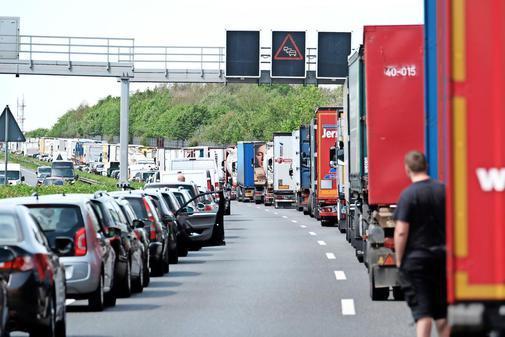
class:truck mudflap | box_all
[449,303,505,334]
[254,187,265,204]
[367,240,402,301]
[242,188,254,201]
[273,192,296,209]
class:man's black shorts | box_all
[399,255,447,322]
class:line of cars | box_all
[0,180,225,336]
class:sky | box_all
[1,0,423,132]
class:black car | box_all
[142,190,179,264]
[90,192,145,296]
[110,191,170,276]
[0,205,67,337]
[116,199,150,288]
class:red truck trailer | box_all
[431,0,505,334]
[345,25,425,300]
[308,107,343,226]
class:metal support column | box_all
[119,78,129,184]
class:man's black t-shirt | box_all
[393,179,446,261]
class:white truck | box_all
[168,158,219,190]
[272,132,297,208]
[263,142,274,206]
[0,163,24,185]
[160,170,211,192]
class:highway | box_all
[14,201,415,337]
[21,167,37,186]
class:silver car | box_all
[0,194,117,311]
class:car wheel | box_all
[104,290,116,307]
[55,299,66,337]
[169,244,179,264]
[163,248,170,274]
[178,238,189,257]
[132,259,144,293]
[120,261,132,298]
[370,268,390,301]
[88,274,104,311]
[31,297,56,337]
[151,256,165,277]
[142,257,150,287]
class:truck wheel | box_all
[370,270,390,301]
[297,206,303,212]
[392,286,404,301]
[356,249,364,263]
[338,220,346,234]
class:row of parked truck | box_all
[234,25,425,303]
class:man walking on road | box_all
[393,151,449,337]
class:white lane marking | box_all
[341,299,356,315]
[326,252,336,259]
[274,212,279,215]
[334,271,347,280]
[291,220,297,223]
[282,215,288,219]
[300,225,307,228]
[65,299,76,306]
[256,206,260,209]
[265,209,270,212]
[317,240,327,246]
[308,231,317,236]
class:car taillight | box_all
[74,228,87,256]
[0,255,34,272]
[207,179,212,191]
[143,198,156,224]
[150,225,157,241]
[134,230,142,241]
[384,238,395,250]
[34,254,53,281]
[204,205,213,211]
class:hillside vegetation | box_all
[28,84,342,144]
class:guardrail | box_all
[78,176,99,185]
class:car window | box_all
[85,203,102,233]
[161,193,177,212]
[124,197,148,219]
[173,192,185,207]
[90,202,106,226]
[148,196,165,217]
[27,205,84,246]
[0,213,20,242]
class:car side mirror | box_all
[197,202,205,210]
[53,237,74,256]
[133,219,146,228]
[106,226,121,237]
[21,176,25,182]
[181,206,194,216]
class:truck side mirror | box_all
[289,168,294,177]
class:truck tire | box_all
[370,269,390,301]
[392,286,404,301]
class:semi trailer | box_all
[236,142,255,202]
[272,133,296,208]
[344,25,425,300]
[298,125,311,214]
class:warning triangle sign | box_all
[0,106,26,142]
[274,34,304,61]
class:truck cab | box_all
[0,163,24,185]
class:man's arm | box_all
[394,220,410,268]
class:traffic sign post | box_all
[0,106,26,185]
[271,31,306,78]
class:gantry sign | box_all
[0,17,351,182]
[226,30,351,84]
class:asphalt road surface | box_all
[21,167,37,186]
[13,201,417,337]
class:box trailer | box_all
[297,125,311,214]
[253,142,267,204]
[291,130,303,211]
[272,132,296,208]
[345,25,425,300]
[236,142,255,202]
[429,0,505,333]
[308,107,342,226]
[263,142,274,206]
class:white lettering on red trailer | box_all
[476,168,505,191]
[322,129,338,139]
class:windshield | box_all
[51,168,74,178]
[38,167,51,174]
[0,214,20,242]
[27,205,84,248]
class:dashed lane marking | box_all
[291,220,297,223]
[317,240,327,246]
[65,299,76,306]
[334,271,347,280]
[326,252,336,260]
[300,225,307,228]
[341,299,356,315]
[274,212,279,215]
[282,215,288,219]
[308,232,317,236]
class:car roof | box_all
[108,190,146,198]
[0,194,91,207]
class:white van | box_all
[160,170,212,191]
[167,158,219,188]
[0,163,24,185]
